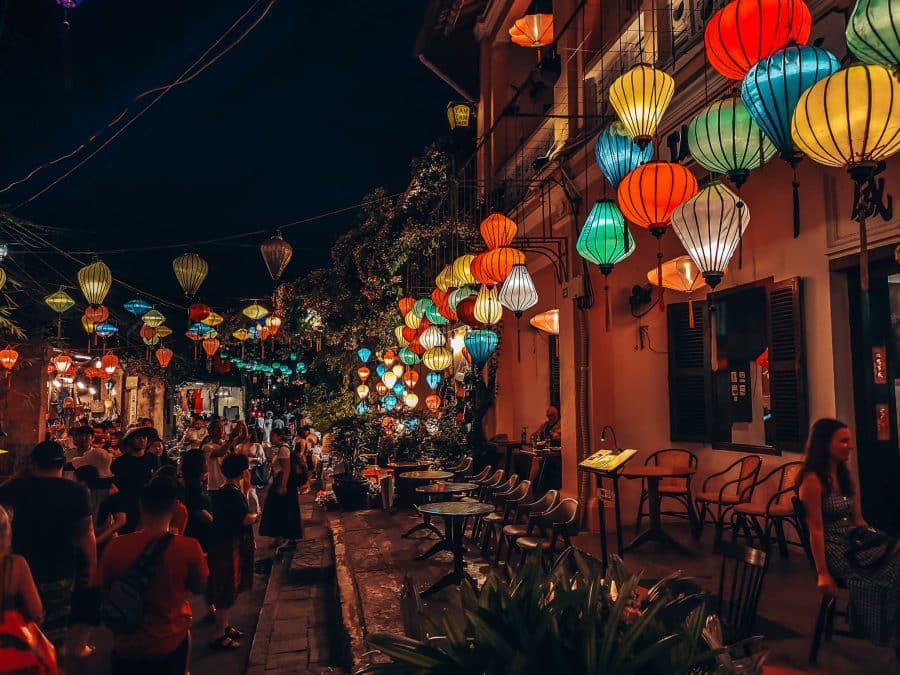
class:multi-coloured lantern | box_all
[382,371,398,389]
[403,370,419,388]
[356,384,370,399]
[480,213,517,249]
[375,382,389,396]
[423,347,452,371]
[594,122,654,188]
[51,353,73,376]
[172,252,208,298]
[260,231,293,281]
[498,264,539,318]
[265,315,283,336]
[464,329,499,368]
[77,260,112,306]
[609,65,675,148]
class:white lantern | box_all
[498,264,538,317]
[419,326,445,351]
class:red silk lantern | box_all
[265,315,282,336]
[383,349,397,363]
[375,382,389,396]
[425,394,441,411]
[480,213,517,249]
[202,338,220,357]
[431,288,448,308]
[456,296,478,326]
[403,370,419,388]
[51,354,73,375]
[156,347,174,368]
[0,347,19,370]
[461,347,473,366]
[213,356,232,375]
[84,305,109,325]
[401,326,417,343]
[480,247,526,285]
[84,366,104,379]
[101,353,119,374]
[358,366,371,381]
[188,303,211,323]
[409,338,425,356]
[617,162,699,237]
[139,324,157,341]
[705,0,812,81]
[398,296,415,316]
[470,252,492,285]
[258,326,272,341]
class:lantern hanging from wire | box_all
[508,0,554,49]
[425,303,450,326]
[124,298,151,317]
[142,309,166,328]
[94,322,118,338]
[382,371,398,389]
[704,0,813,81]
[139,325,157,342]
[450,255,477,287]
[423,346,452,371]
[403,392,419,409]
[83,305,108,326]
[260,231,293,281]
[357,347,372,363]
[480,213,517,249]
[0,346,19,371]
[530,309,560,335]
[448,286,477,312]
[594,122,654,188]
[155,347,174,369]
[265,315,283,336]
[81,315,95,336]
[425,371,441,389]
[687,97,777,188]
[51,353,73,375]
[464,329,498,369]
[576,200,636,330]
[474,284,503,325]
[356,384,370,399]
[202,337,220,358]
[242,304,269,321]
[172,252,208,298]
[647,256,709,328]
[790,64,900,289]
[202,311,223,327]
[671,181,749,290]
[77,260,112,306]
[45,289,75,338]
[419,326,445,351]
[412,298,434,319]
[188,322,213,337]
[358,366,371,381]
[188,303,211,323]
[425,394,441,411]
[101,353,119,374]
[846,0,900,70]
[498,264,539,318]
[155,325,173,339]
[609,65,675,149]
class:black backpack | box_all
[100,533,174,635]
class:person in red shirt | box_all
[100,476,208,675]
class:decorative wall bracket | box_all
[514,235,569,283]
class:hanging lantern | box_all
[143,336,160,347]
[94,322,118,338]
[77,260,112,306]
[356,384,370,399]
[242,304,269,321]
[530,309,560,335]
[392,382,406,397]
[172,252,208,298]
[473,284,503,325]
[188,303,211,323]
[124,298,152,316]
[704,0,812,81]
[81,315,95,335]
[202,338,220,358]
[412,298,433,319]
[609,65,675,149]
[257,325,272,342]
[382,371,398,388]
[446,101,474,130]
[356,402,369,415]
[142,309,166,328]
[391,363,405,378]
[594,121,654,189]
[464,329,499,369]
[434,266,454,293]
[153,347,171,369]
[480,213,517,249]
[188,322,213,336]
[45,289,75,314]
[425,371,442,389]
[383,349,397,365]
[398,296,416,316]
[155,325,173,339]
[425,394,441,411]
[200,311,223,327]
[687,97,777,187]
[456,296,478,326]
[404,311,422,330]
[83,305,109,325]
[448,286,476,312]
[498,264,539,318]
[419,326,445,351]
[51,353,73,375]
[424,303,449,326]
[450,255,477,287]
[265,315,283,336]
[648,256,708,293]
[617,162,699,238]
[479,247,526,285]
[400,347,421,365]
[260,231,293,281]
[846,0,900,70]
[101,353,119,374]
[403,370,419,388]
[0,268,5,292]
[356,347,372,363]
[233,328,252,342]
[423,347,452,371]
[0,347,19,371]
[382,394,398,412]
[508,0,554,48]
[376,364,387,377]
[358,366,371,382]
[375,382,389,396]
[671,182,749,288]
[403,392,419,409]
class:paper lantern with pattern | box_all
[480,213,517,249]
[77,260,112,306]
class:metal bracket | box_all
[514,235,569,283]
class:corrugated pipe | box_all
[575,305,591,516]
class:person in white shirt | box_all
[200,420,228,491]
[183,416,208,450]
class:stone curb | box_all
[327,510,369,673]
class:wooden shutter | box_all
[668,300,711,442]
[548,335,561,408]
[766,277,808,452]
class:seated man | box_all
[531,406,561,445]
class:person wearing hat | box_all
[111,427,158,534]
[0,440,96,652]
[69,425,114,481]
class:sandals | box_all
[226,626,244,640]
[209,635,241,650]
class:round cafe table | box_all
[388,462,434,506]
[416,501,494,597]
[622,465,697,553]
[399,471,455,538]
[405,481,480,540]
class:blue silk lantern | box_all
[424,304,449,326]
[392,383,406,396]
[296,362,307,374]
[357,347,372,363]
[405,417,420,432]
[426,371,442,390]
[94,322,118,338]
[399,347,421,365]
[382,394,398,411]
[376,364,387,378]
[464,329,498,368]
[124,299,152,317]
[248,325,259,340]
[356,402,369,415]
[594,121,653,188]
[188,322,213,336]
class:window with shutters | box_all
[548,335,561,408]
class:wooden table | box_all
[387,462,434,506]
[622,465,697,553]
[387,461,432,473]
[416,501,494,597]
[405,482,480,540]
[399,472,456,538]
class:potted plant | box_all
[329,414,375,510]
[425,412,466,468]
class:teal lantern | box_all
[399,347,421,365]
[357,347,371,363]
[296,362,307,374]
[382,394,398,411]
[846,0,900,70]
[272,361,281,369]
[412,298,434,318]
[392,383,406,396]
[189,322,213,336]
[424,304,449,326]
[356,402,369,415]
[464,329,498,369]
[376,364,387,377]
[289,353,298,361]
[426,371,441,390]
[124,299,152,316]
[94,322,118,338]
[594,121,653,188]
[687,97,776,187]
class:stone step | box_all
[289,536,336,584]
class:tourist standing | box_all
[111,427,158,534]
[259,428,302,548]
[200,420,228,491]
[182,415,208,451]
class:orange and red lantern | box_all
[358,366,371,381]
[101,353,120,374]
[398,296,415,316]
[265,315,283,336]
[139,324,157,341]
[456,296,478,326]
[51,354,74,375]
[84,305,109,325]
[201,338,220,358]
[0,346,19,371]
[156,347,174,369]
[403,370,419,388]
[425,394,441,411]
[480,213,517,249]
[617,162,699,238]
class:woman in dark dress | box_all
[259,428,302,547]
[207,454,257,650]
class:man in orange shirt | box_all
[100,476,209,675]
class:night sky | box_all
[0,0,455,313]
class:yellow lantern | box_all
[80,315,95,335]
[243,304,269,321]
[382,371,398,388]
[530,309,560,335]
[142,309,166,328]
[172,252,208,298]
[44,289,75,314]
[391,363,405,378]
[435,265,453,292]
[356,384,370,399]
[609,64,676,149]
[202,311,224,327]
[446,102,473,130]
[404,311,421,330]
[423,346,453,371]
[232,328,251,341]
[155,325,173,339]
[394,326,409,348]
[450,254,477,287]
[77,260,112,306]
[473,284,503,325]
[403,392,419,409]
[0,267,5,292]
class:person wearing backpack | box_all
[99,476,208,675]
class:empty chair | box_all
[695,455,762,546]
[468,465,493,484]
[470,474,519,539]
[716,542,768,642]
[635,448,699,536]
[731,461,805,558]
[479,480,532,556]
[452,456,474,481]
[512,498,580,568]
[497,489,559,566]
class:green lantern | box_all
[846,0,900,70]
[687,97,776,187]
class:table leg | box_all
[613,473,624,556]
[420,516,468,597]
[596,474,609,572]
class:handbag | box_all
[845,526,897,570]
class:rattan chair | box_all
[731,461,805,558]
[695,455,762,547]
[635,448,699,536]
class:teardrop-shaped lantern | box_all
[357,347,372,363]
[464,329,499,368]
[450,255,477,287]
[419,326,445,351]
[356,384,370,399]
[594,122,654,188]
[391,363,405,378]
[426,394,441,411]
[77,260,112,306]
[376,364,388,378]
[426,371,442,389]
[846,0,900,70]
[576,200,636,275]
[687,97,777,187]
[474,284,503,325]
[156,347,174,368]
[172,252,208,298]
[142,309,166,328]
[0,346,19,370]
[392,382,406,398]
[260,231,293,281]
[422,347,453,371]
[101,354,120,374]
[498,264,539,318]
[124,299,152,317]
[382,394,398,412]
[81,315,95,335]
[609,65,676,148]
[530,309,560,335]
[617,162,699,237]
[382,371,398,388]
[403,392,419,409]
[480,213,517,249]
[202,338,221,357]
[358,366,371,381]
[705,0,813,81]
[45,289,75,314]
[403,370,419,388]
[671,182,749,288]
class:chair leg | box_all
[772,517,789,559]
[730,513,742,543]
[635,489,647,535]
[809,596,830,664]
[494,534,506,566]
[713,505,725,548]
[481,523,495,556]
[694,501,706,540]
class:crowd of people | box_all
[0,414,322,675]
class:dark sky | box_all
[0,0,455,313]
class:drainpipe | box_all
[417,53,475,101]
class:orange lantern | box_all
[202,338,220,357]
[51,354,73,375]
[509,4,554,48]
[647,256,709,327]
[431,288,448,309]
[101,353,119,374]
[84,366,104,379]
[401,326,417,343]
[258,326,272,341]
[383,349,397,365]
[408,338,425,356]
[84,305,109,325]
[618,162,699,237]
[479,212,517,249]
[0,346,19,370]
[425,394,441,411]
[188,303,211,323]
[470,252,492,285]
[398,296,415,316]
[480,247,526,285]
[375,382,389,396]
[403,370,419,388]
[265,315,283,336]
[139,324,157,341]
[156,347,174,369]
[358,366,371,381]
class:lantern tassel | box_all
[194,343,198,360]
[688,297,695,329]
[737,199,745,269]
[657,248,665,312]
[792,168,801,238]
[604,283,611,332]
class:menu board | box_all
[578,448,637,473]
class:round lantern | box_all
[399,347,421,365]
[0,346,19,370]
[687,97,776,187]
[846,0,900,70]
[426,371,442,389]
[594,121,654,188]
[188,303,211,323]
[403,392,419,409]
[375,382,389,396]
[260,231,293,281]
[704,0,813,81]
[382,394,398,412]
[423,347,452,371]
[419,326,445,351]
[398,296,416,316]
[172,252,208,298]
[617,162,699,237]
[480,213,517,249]
[448,286,476,311]
[425,303,449,326]
[426,394,441,411]
[450,255,477,287]
[671,182,749,288]
[358,366,371,381]
[464,329,499,369]
[356,384,370,399]
[201,338,220,358]
[474,284,503,325]
[456,296,478,326]
[412,298,434,319]
[124,298,152,317]
[142,309,166,328]
[77,260,112,306]
[101,354,119,374]
[508,3,553,48]
[84,305,109,325]
[45,289,75,314]
[498,264,539,318]
[394,326,409,348]
[481,247,526,285]
[609,65,675,148]
[242,304,269,321]
[403,370,419,388]
[357,347,372,363]
[382,371,398,388]
[404,311,422,330]
[51,354,73,375]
